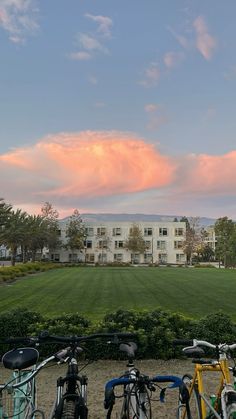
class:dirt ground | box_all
[0,359,220,418]
[0,360,224,419]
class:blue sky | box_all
[0,0,236,219]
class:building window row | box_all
[82,226,184,238]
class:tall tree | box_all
[124,223,146,263]
[181,216,205,265]
[0,209,27,265]
[215,217,236,267]
[41,202,61,252]
[0,198,12,227]
[23,215,49,262]
[65,210,86,262]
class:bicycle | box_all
[0,332,135,418]
[174,338,236,419]
[104,341,189,418]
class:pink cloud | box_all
[178,151,236,194]
[164,51,184,69]
[1,131,236,217]
[193,16,217,60]
[0,131,175,203]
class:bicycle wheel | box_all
[177,374,202,419]
[137,388,152,419]
[61,400,76,419]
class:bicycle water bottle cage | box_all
[119,342,137,358]
[2,347,39,370]
[183,347,205,358]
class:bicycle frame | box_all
[0,346,47,419]
[51,346,88,419]
[175,339,236,419]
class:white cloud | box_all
[167,26,190,49]
[193,16,217,61]
[0,0,39,43]
[69,51,91,61]
[139,63,161,88]
[144,104,168,130]
[85,13,113,38]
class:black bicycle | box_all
[0,332,136,419]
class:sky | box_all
[0,0,236,219]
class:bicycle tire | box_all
[225,402,236,418]
[177,374,202,419]
[61,400,76,419]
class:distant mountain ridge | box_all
[71,213,216,227]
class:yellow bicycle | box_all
[174,339,236,419]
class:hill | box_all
[74,213,216,226]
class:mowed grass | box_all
[1,267,236,320]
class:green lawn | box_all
[1,267,236,319]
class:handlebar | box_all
[0,332,137,346]
[173,339,236,352]
[104,374,184,409]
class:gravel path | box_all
[0,359,220,418]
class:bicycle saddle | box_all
[183,347,205,357]
[2,347,39,370]
[119,341,137,358]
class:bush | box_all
[0,308,235,360]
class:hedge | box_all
[0,308,235,360]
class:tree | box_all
[65,210,86,262]
[181,217,205,265]
[23,215,49,262]
[214,217,236,267]
[124,223,146,263]
[41,202,61,252]
[0,198,12,227]
[0,208,28,265]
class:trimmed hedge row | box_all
[0,308,235,360]
[0,262,62,283]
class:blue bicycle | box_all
[104,342,189,419]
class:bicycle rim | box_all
[177,374,202,419]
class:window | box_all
[159,227,168,236]
[97,227,106,236]
[131,254,140,264]
[85,240,92,249]
[144,253,152,263]
[85,253,95,262]
[114,253,123,262]
[115,241,124,248]
[98,253,107,263]
[145,240,151,249]
[174,241,183,249]
[51,253,60,262]
[69,253,77,262]
[175,228,184,236]
[98,240,107,249]
[176,253,185,263]
[113,227,122,236]
[144,227,152,236]
[158,253,167,263]
[85,227,94,236]
[157,240,166,250]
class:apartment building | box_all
[50,220,187,265]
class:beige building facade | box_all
[50,220,187,265]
